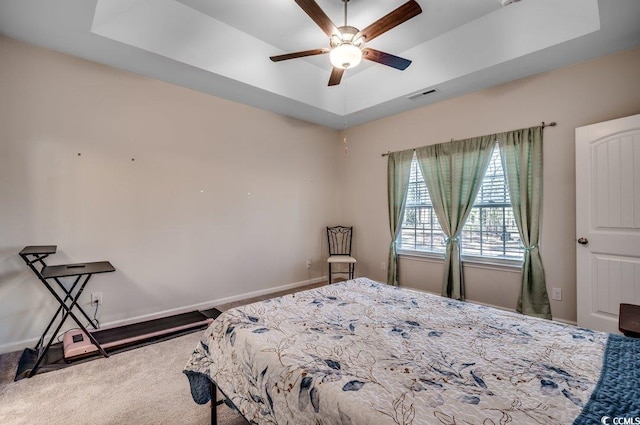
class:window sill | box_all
[398,250,522,273]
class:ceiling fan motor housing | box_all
[330,26,362,48]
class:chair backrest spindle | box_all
[327,226,353,256]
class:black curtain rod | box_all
[380,121,557,157]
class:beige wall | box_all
[0,37,342,353]
[1,35,639,353]
[339,47,640,323]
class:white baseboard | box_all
[552,317,578,326]
[0,276,327,355]
[0,336,41,357]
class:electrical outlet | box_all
[91,292,103,305]
[381,262,386,271]
[551,288,562,301]
[306,259,312,269]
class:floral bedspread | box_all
[184,278,607,424]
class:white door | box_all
[576,114,640,333]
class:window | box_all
[398,152,445,253]
[398,144,524,262]
[461,145,523,261]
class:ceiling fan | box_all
[270,0,423,86]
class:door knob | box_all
[577,237,588,245]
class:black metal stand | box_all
[19,246,115,377]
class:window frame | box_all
[397,146,523,269]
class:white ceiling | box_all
[1,0,639,129]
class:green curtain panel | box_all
[415,137,494,300]
[497,126,551,319]
[387,149,414,286]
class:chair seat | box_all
[327,255,357,264]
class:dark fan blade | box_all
[362,48,411,70]
[270,48,330,62]
[328,68,344,86]
[356,0,422,43]
[295,0,338,37]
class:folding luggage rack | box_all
[16,245,217,380]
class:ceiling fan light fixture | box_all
[330,43,362,69]
[271,0,423,85]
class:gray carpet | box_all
[0,281,326,424]
[0,332,248,425]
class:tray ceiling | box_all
[1,0,639,129]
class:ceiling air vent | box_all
[407,88,438,101]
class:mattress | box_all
[184,278,639,424]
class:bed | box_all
[184,277,640,425]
